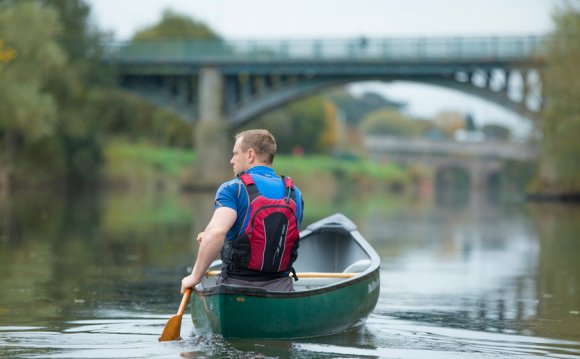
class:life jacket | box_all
[221,173,300,280]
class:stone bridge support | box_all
[464,161,503,191]
[192,67,232,188]
[432,160,504,192]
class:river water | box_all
[1,189,579,358]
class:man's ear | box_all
[247,148,256,163]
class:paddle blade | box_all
[159,314,183,341]
[159,289,191,342]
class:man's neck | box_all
[248,163,271,170]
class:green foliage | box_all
[42,0,106,59]
[481,123,512,141]
[0,1,200,189]
[359,109,427,137]
[465,113,477,131]
[0,0,119,186]
[275,154,409,194]
[0,2,65,172]
[103,141,409,195]
[537,2,580,192]
[329,90,405,127]
[242,96,328,154]
[501,160,537,191]
[132,9,221,41]
[86,89,192,147]
[104,141,195,190]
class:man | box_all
[181,129,303,293]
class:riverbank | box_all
[526,192,580,203]
[103,141,412,198]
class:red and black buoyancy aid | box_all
[221,173,300,279]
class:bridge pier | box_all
[191,67,232,189]
[467,162,487,191]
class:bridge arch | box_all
[227,74,541,128]
[435,165,471,191]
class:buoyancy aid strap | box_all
[239,173,255,186]
[239,173,260,201]
[291,267,299,281]
[281,175,297,203]
[283,176,294,189]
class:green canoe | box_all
[191,213,381,339]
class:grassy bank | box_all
[103,141,412,196]
[103,141,195,191]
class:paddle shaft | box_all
[205,270,356,278]
[177,288,191,316]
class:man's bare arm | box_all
[181,206,237,293]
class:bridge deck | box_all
[365,136,537,161]
[106,36,545,65]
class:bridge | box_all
[105,36,546,186]
[365,136,538,191]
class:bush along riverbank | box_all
[102,142,413,197]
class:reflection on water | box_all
[0,189,579,358]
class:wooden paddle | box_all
[159,288,191,342]
[205,270,356,278]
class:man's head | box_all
[230,129,277,176]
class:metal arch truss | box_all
[223,65,545,127]
[119,66,544,127]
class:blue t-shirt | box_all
[215,166,304,241]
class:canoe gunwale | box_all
[194,267,378,299]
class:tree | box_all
[42,0,112,88]
[359,109,425,137]
[41,0,113,185]
[132,9,221,41]
[0,2,66,184]
[434,111,465,138]
[0,37,16,63]
[465,113,478,132]
[481,123,512,141]
[241,96,328,154]
[329,90,406,128]
[318,100,341,152]
[535,1,580,193]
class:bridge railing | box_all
[105,36,545,64]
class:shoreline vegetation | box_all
[102,142,579,203]
[103,141,413,199]
[1,140,575,203]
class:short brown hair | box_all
[235,129,277,164]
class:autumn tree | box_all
[318,100,341,152]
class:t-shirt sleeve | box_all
[215,180,239,211]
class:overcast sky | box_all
[87,0,562,137]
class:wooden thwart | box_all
[205,270,356,279]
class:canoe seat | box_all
[342,259,372,273]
